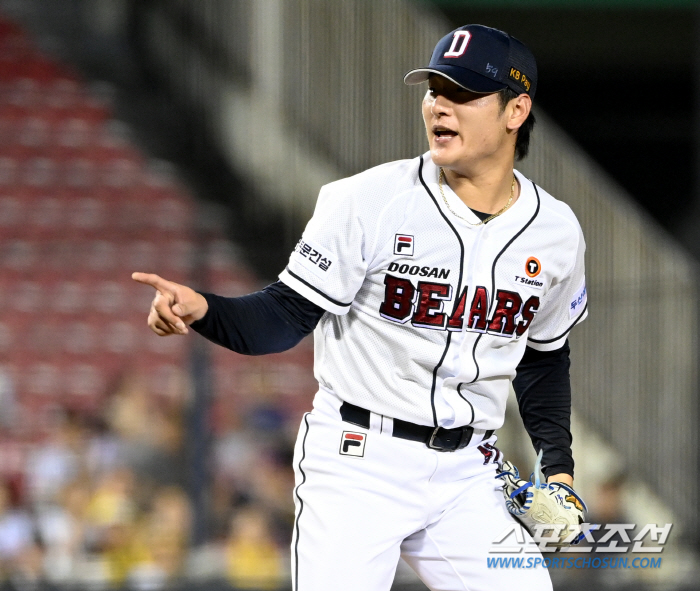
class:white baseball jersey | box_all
[279,153,587,431]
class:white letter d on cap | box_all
[444,31,471,58]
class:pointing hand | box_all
[131,272,208,336]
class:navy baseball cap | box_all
[404,25,537,99]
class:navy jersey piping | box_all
[467,179,541,385]
[285,267,352,308]
[457,383,476,425]
[528,302,588,344]
[293,413,311,591]
[418,155,465,428]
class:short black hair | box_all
[497,87,535,161]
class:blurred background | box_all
[0,0,697,590]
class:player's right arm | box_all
[132,272,325,355]
[132,272,209,336]
[134,167,392,352]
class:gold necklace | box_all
[438,167,515,225]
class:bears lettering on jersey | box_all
[412,282,453,329]
[379,273,540,337]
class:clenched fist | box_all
[132,272,209,336]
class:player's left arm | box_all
[515,211,587,488]
[513,342,574,486]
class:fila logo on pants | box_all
[340,432,366,458]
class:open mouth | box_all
[433,125,458,139]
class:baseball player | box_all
[133,25,587,591]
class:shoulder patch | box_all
[569,279,587,319]
[291,239,334,280]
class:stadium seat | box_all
[48,279,87,315]
[0,8,316,448]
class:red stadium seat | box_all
[21,156,57,187]
[101,319,140,356]
[90,280,129,316]
[39,239,83,275]
[47,279,87,315]
[0,318,21,357]
[63,362,108,403]
[22,359,62,398]
[55,118,97,155]
[2,240,39,275]
[128,281,157,315]
[0,10,305,453]
[120,240,159,271]
[62,319,97,356]
[108,189,153,232]
[81,239,119,275]
[18,55,63,85]
[144,362,187,398]
[25,193,64,236]
[0,192,26,238]
[0,156,19,186]
[160,239,195,273]
[143,330,188,358]
[65,194,107,233]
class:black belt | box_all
[339,401,491,452]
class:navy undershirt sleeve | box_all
[513,341,574,479]
[189,281,325,355]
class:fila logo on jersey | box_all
[340,431,366,458]
[379,274,540,337]
[394,235,414,256]
[444,31,471,58]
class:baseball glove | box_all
[495,451,587,547]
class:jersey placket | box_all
[422,161,490,427]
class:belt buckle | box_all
[428,426,449,451]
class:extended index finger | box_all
[131,272,176,294]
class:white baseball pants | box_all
[291,389,553,591]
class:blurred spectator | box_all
[136,486,192,582]
[106,373,185,485]
[85,467,136,533]
[85,417,125,479]
[589,473,628,526]
[36,480,90,582]
[25,413,82,509]
[225,506,285,591]
[7,541,45,591]
[0,367,18,432]
[0,480,35,571]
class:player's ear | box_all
[505,94,532,132]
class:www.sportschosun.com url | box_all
[487,556,662,569]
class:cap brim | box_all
[404,66,506,94]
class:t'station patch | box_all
[525,256,541,278]
[394,234,414,257]
[339,431,367,458]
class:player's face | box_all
[422,75,511,171]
